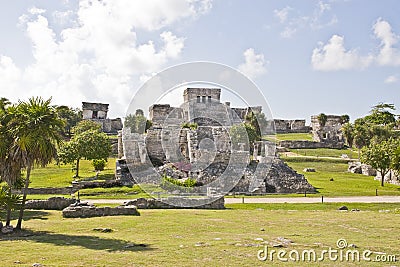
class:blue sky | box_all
[0,0,399,122]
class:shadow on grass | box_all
[0,229,154,252]
[0,210,50,222]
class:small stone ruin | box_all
[62,202,140,218]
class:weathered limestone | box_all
[62,205,140,218]
[25,197,76,210]
[274,119,311,133]
[348,162,377,176]
[124,197,225,209]
[311,115,344,147]
[81,102,123,134]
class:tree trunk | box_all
[5,187,12,226]
[16,163,31,230]
[358,149,361,161]
[380,170,385,187]
[75,158,80,178]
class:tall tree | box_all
[341,122,354,148]
[124,110,151,134]
[58,129,111,177]
[8,97,64,230]
[55,105,82,137]
[365,102,396,126]
[361,140,392,187]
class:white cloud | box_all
[0,0,211,116]
[311,35,373,71]
[384,75,398,84]
[373,18,400,66]
[312,18,400,71]
[274,1,337,38]
[280,27,297,39]
[274,6,291,23]
[238,48,268,79]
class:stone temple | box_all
[117,88,315,194]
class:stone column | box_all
[117,130,124,159]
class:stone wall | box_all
[82,102,109,119]
[124,197,225,209]
[25,197,76,210]
[62,205,140,218]
[274,119,311,133]
[183,88,221,103]
[311,115,344,144]
[279,140,344,149]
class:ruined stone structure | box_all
[274,119,311,133]
[311,115,344,144]
[117,88,315,195]
[82,102,123,134]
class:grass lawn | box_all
[288,148,359,159]
[29,158,116,188]
[0,205,399,266]
[285,160,400,197]
[276,133,313,141]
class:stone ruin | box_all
[310,115,345,147]
[116,88,315,195]
[82,102,123,134]
[274,119,311,133]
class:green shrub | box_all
[160,175,197,193]
[181,122,198,130]
[92,159,107,171]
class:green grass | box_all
[288,148,359,159]
[285,160,400,197]
[0,207,399,266]
[29,158,116,188]
[276,133,313,141]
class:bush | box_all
[92,159,107,171]
[181,122,198,130]
[160,175,197,193]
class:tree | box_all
[365,103,396,126]
[361,140,392,186]
[7,97,64,230]
[340,114,350,124]
[317,113,327,127]
[245,110,266,141]
[55,105,82,137]
[353,124,370,159]
[124,111,151,134]
[341,122,354,148]
[390,139,400,178]
[58,129,111,177]
[72,120,101,135]
[230,123,257,151]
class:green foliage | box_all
[181,122,198,130]
[58,129,111,177]
[55,105,82,137]
[390,139,400,177]
[340,114,350,124]
[92,159,107,171]
[160,175,197,192]
[365,102,396,126]
[0,185,21,211]
[245,110,267,139]
[361,140,392,186]
[230,123,257,150]
[72,120,101,135]
[124,111,151,133]
[341,122,354,147]
[317,113,327,126]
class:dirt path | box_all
[84,195,400,205]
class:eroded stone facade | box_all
[82,102,123,134]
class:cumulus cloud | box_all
[373,18,400,66]
[384,75,398,84]
[0,0,212,116]
[311,35,373,71]
[238,48,268,79]
[312,18,400,71]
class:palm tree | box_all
[0,99,22,226]
[7,97,64,230]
